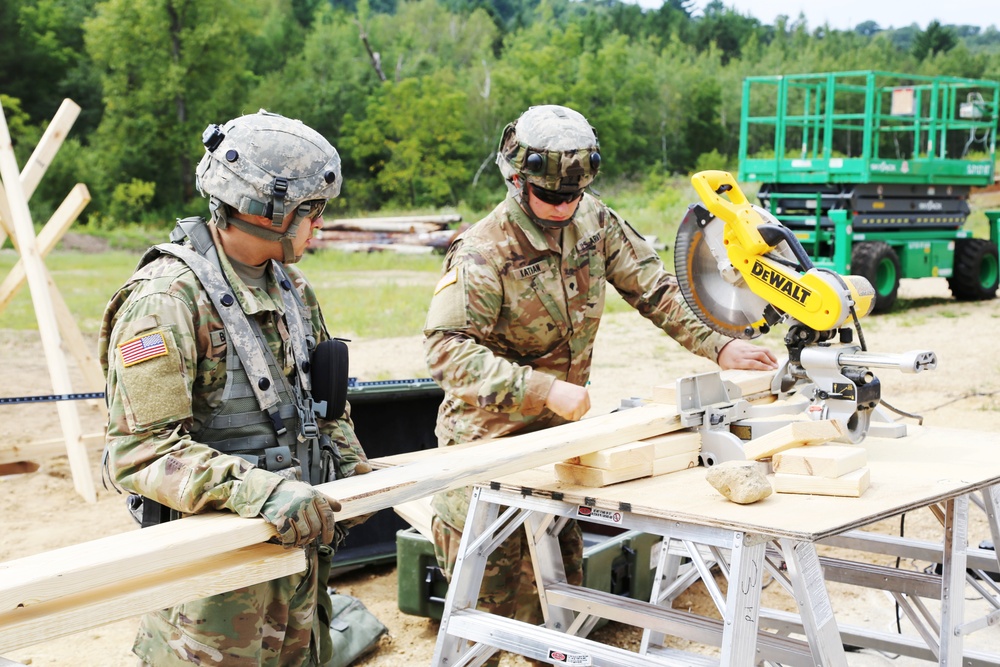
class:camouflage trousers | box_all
[133,543,337,667]
[432,513,584,667]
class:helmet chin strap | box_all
[210,196,306,263]
[512,178,575,230]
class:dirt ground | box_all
[2,277,1000,666]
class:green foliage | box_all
[693,149,730,173]
[1,0,998,227]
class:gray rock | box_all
[705,460,773,504]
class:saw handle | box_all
[691,170,771,256]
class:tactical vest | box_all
[124,217,330,526]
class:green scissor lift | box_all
[738,71,1000,312]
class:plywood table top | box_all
[491,426,1000,541]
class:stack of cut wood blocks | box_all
[554,431,701,487]
[747,419,871,497]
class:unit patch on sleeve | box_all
[119,331,169,367]
[434,268,459,295]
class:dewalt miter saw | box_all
[672,171,936,462]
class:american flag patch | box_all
[119,331,168,367]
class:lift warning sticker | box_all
[576,506,623,524]
[547,649,592,665]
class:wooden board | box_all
[575,431,700,471]
[743,419,844,461]
[0,543,303,653]
[652,367,778,405]
[0,402,685,618]
[653,451,700,476]
[772,445,867,478]
[773,467,871,498]
[555,460,652,487]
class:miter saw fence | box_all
[674,171,938,459]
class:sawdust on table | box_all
[2,278,1000,666]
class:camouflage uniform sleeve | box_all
[101,282,284,518]
[603,207,733,363]
[423,241,554,416]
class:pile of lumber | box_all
[747,420,871,498]
[555,431,700,487]
[312,214,463,253]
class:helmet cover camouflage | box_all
[497,105,600,193]
[196,110,342,223]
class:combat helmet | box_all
[497,105,600,228]
[196,109,342,263]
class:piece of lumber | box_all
[0,103,94,503]
[555,460,652,487]
[772,445,867,479]
[575,431,700,471]
[743,419,845,461]
[0,99,79,249]
[652,366,779,405]
[322,214,461,233]
[0,402,685,618]
[0,432,105,467]
[393,496,435,541]
[0,543,304,653]
[652,451,700,476]
[773,467,871,498]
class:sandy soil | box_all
[2,277,999,666]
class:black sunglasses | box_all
[529,184,583,206]
[297,199,328,220]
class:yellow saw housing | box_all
[689,171,875,333]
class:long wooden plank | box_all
[0,370,779,644]
[0,99,79,249]
[0,403,682,616]
[0,432,104,467]
[0,102,94,503]
[0,543,304,653]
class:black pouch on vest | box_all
[312,338,349,420]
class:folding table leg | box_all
[776,538,847,667]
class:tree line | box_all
[2,0,999,227]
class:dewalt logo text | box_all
[750,261,812,305]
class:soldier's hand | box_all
[717,339,779,371]
[545,380,591,421]
[259,479,342,548]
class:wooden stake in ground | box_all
[0,99,95,502]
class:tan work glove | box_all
[259,479,342,548]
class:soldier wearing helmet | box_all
[99,110,372,666]
[423,105,777,657]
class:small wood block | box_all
[773,466,870,497]
[577,439,655,470]
[652,451,700,476]
[576,431,700,471]
[743,419,845,461]
[649,431,701,458]
[554,460,652,487]
[772,445,867,478]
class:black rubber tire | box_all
[948,238,999,301]
[851,241,900,314]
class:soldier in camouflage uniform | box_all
[424,105,777,657]
[99,110,371,667]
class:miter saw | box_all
[672,171,937,464]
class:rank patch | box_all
[119,331,169,367]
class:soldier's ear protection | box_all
[499,122,602,180]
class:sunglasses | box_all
[529,184,583,206]
[297,199,328,220]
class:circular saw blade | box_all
[674,206,769,339]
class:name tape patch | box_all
[119,331,168,367]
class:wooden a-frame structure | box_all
[0,98,100,502]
